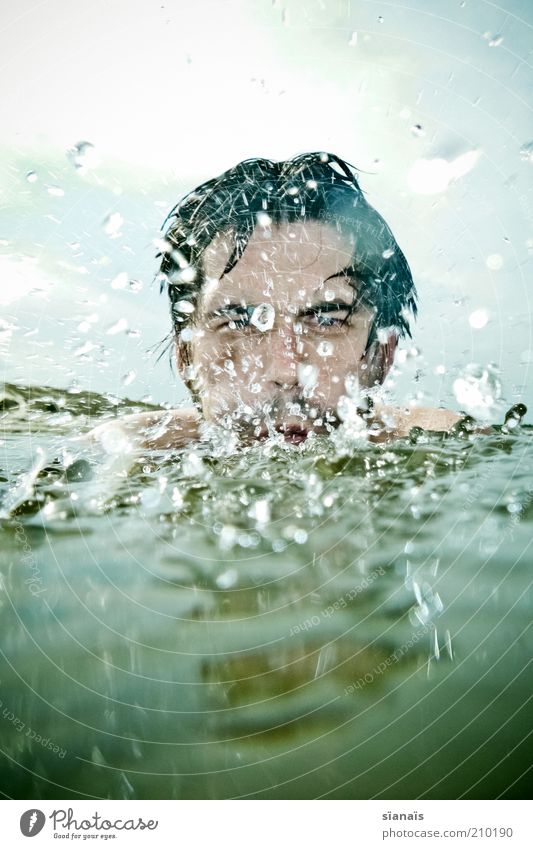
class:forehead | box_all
[200,220,356,307]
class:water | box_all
[0,384,531,799]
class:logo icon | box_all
[20,810,46,837]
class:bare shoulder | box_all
[87,408,201,451]
[372,403,463,438]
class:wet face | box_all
[178,220,395,442]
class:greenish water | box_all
[0,384,532,799]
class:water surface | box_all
[1,384,531,799]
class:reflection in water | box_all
[0,385,531,798]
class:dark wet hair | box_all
[158,151,417,349]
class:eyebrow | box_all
[323,268,359,288]
[297,301,353,316]
[205,300,355,322]
[204,269,360,321]
[206,303,252,320]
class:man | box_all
[91,152,461,451]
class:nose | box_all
[263,323,301,389]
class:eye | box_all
[303,303,352,329]
[313,313,347,328]
[228,316,252,330]
[212,306,254,331]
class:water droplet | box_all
[452,363,502,419]
[251,303,275,331]
[293,528,308,544]
[486,254,503,271]
[178,265,196,283]
[74,341,96,357]
[250,499,270,524]
[180,327,194,342]
[26,171,38,183]
[106,318,128,335]
[216,568,238,589]
[445,630,453,660]
[181,451,205,478]
[140,486,161,510]
[175,299,195,314]
[449,149,480,179]
[171,487,184,509]
[336,395,362,422]
[183,364,197,381]
[324,289,335,301]
[469,308,489,329]
[316,340,333,357]
[377,327,392,344]
[218,525,237,551]
[298,363,318,389]
[122,370,136,386]
[503,403,526,430]
[344,373,362,400]
[103,212,123,238]
[111,272,128,290]
[411,123,424,137]
[519,142,533,163]
[377,15,384,23]
[487,33,503,47]
[66,140,97,171]
[408,151,479,194]
[256,211,272,227]
[382,247,395,259]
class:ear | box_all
[360,331,397,387]
[175,337,190,374]
[175,339,202,406]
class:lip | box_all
[253,422,310,443]
[281,429,308,444]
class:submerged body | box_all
[89,402,462,451]
[1,386,531,800]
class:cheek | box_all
[192,333,266,390]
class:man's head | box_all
[158,152,416,440]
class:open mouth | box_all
[275,423,309,444]
[253,422,310,444]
